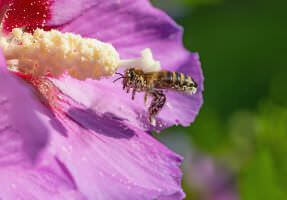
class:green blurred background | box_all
[153,0,287,199]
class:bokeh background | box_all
[152,0,287,199]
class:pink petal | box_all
[0,50,185,199]
[42,78,185,199]
[0,51,49,165]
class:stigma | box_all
[0,28,161,79]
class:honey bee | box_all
[114,68,198,123]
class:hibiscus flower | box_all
[0,0,203,199]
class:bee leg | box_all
[144,92,148,106]
[123,78,128,90]
[132,78,143,100]
[131,80,139,99]
[148,90,166,124]
[132,88,136,100]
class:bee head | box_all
[126,68,138,80]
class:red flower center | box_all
[2,0,51,32]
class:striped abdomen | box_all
[147,71,197,92]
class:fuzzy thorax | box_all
[0,28,161,79]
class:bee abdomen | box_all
[146,70,196,92]
[171,72,186,87]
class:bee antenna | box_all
[115,72,124,77]
[113,77,124,83]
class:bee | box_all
[114,68,198,123]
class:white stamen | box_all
[0,28,161,79]
[119,48,161,73]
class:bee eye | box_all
[130,72,136,79]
